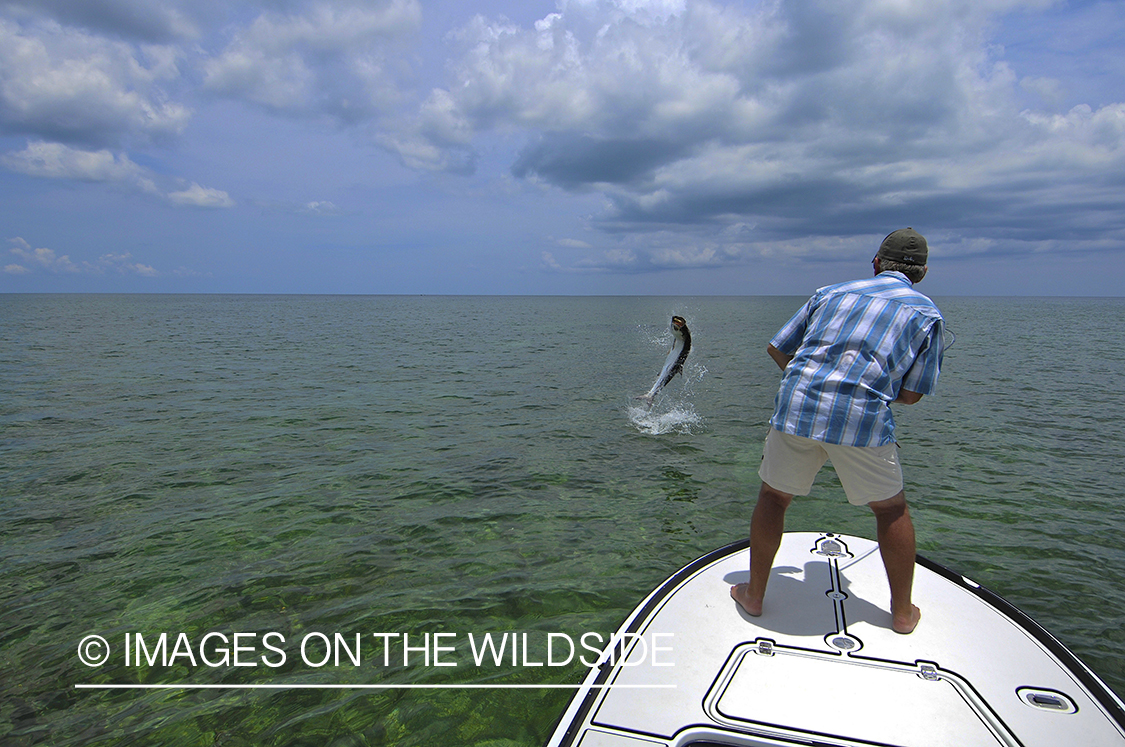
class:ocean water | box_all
[2,294,1123,746]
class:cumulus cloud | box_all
[387,0,1125,266]
[6,236,79,273]
[1,1,425,144]
[202,0,421,120]
[2,141,235,207]
[166,182,235,208]
[0,2,413,206]
[2,140,158,191]
[375,87,479,172]
[90,251,159,275]
[0,18,190,146]
[5,236,159,276]
[0,9,227,212]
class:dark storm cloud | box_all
[512,134,694,190]
[2,0,199,41]
[407,0,1125,271]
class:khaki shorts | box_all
[758,428,904,506]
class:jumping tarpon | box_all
[637,316,691,406]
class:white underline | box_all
[75,683,675,690]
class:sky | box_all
[1,0,1123,296]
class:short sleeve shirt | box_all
[769,271,944,447]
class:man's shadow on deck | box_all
[723,560,894,636]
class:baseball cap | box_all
[877,227,928,265]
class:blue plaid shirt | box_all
[769,271,944,447]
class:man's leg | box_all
[869,491,921,634]
[731,482,793,616]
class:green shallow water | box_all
[2,294,1123,745]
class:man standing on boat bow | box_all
[731,228,944,635]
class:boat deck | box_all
[548,532,1125,747]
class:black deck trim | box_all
[916,552,1125,730]
[548,538,749,747]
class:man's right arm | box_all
[894,389,923,405]
[767,344,794,370]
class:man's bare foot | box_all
[892,604,921,634]
[730,583,763,616]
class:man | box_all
[730,227,944,634]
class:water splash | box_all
[628,402,704,435]
[628,353,707,434]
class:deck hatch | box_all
[706,643,1019,747]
